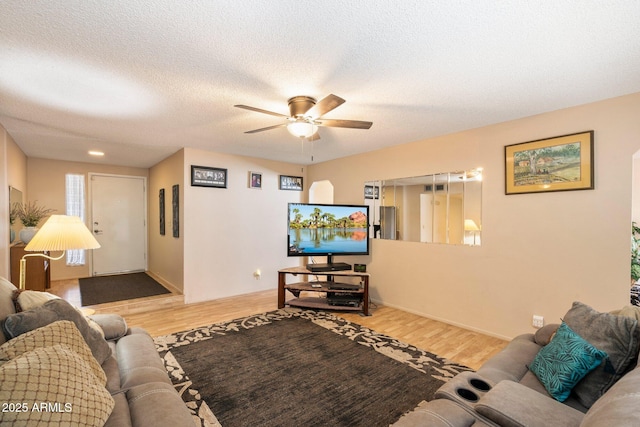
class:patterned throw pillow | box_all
[0,344,114,426]
[0,320,106,385]
[529,322,608,402]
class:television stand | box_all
[278,266,370,316]
[306,262,352,272]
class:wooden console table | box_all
[10,243,51,291]
[278,266,370,316]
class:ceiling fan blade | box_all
[316,119,373,129]
[308,131,321,141]
[234,104,289,118]
[244,123,287,134]
[305,94,345,118]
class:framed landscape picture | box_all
[505,131,594,195]
[191,165,227,188]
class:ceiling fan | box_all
[234,94,373,140]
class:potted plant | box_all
[9,203,18,243]
[15,201,55,244]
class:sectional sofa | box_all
[394,302,640,426]
[0,276,193,427]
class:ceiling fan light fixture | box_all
[287,120,318,138]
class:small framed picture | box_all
[364,185,379,199]
[249,171,262,189]
[191,165,227,188]
[279,175,303,191]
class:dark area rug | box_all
[155,309,471,427]
[79,272,170,306]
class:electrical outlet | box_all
[532,315,544,329]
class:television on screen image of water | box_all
[287,203,370,257]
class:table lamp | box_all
[20,215,101,290]
[464,219,480,246]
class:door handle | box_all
[94,229,103,235]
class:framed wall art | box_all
[364,185,379,199]
[505,130,594,195]
[159,188,165,236]
[191,165,227,188]
[279,175,303,191]
[172,184,179,238]
[249,171,262,189]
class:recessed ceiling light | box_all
[88,150,104,157]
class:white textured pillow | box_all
[0,320,106,385]
[0,344,114,426]
[16,290,60,311]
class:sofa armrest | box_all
[127,382,194,427]
[90,314,129,341]
[475,381,584,427]
[392,399,485,427]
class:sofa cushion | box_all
[529,322,607,402]
[563,301,640,408]
[581,366,640,427]
[104,392,133,427]
[477,334,542,384]
[0,344,114,426]
[2,298,111,364]
[0,277,17,346]
[0,320,106,385]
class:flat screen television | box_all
[287,202,369,271]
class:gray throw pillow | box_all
[2,299,111,364]
[563,301,640,408]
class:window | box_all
[65,174,86,265]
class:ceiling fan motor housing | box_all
[287,96,316,118]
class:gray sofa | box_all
[0,276,193,427]
[394,302,640,427]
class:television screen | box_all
[288,203,369,257]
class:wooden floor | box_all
[49,279,507,371]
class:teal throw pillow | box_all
[529,322,607,402]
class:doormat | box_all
[79,272,170,306]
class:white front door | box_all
[90,174,147,276]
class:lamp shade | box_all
[287,120,318,138]
[464,219,480,231]
[24,215,101,252]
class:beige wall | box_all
[148,149,185,292]
[308,92,640,340]
[1,126,27,279]
[182,148,305,304]
[27,158,148,280]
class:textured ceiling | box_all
[1,1,640,168]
